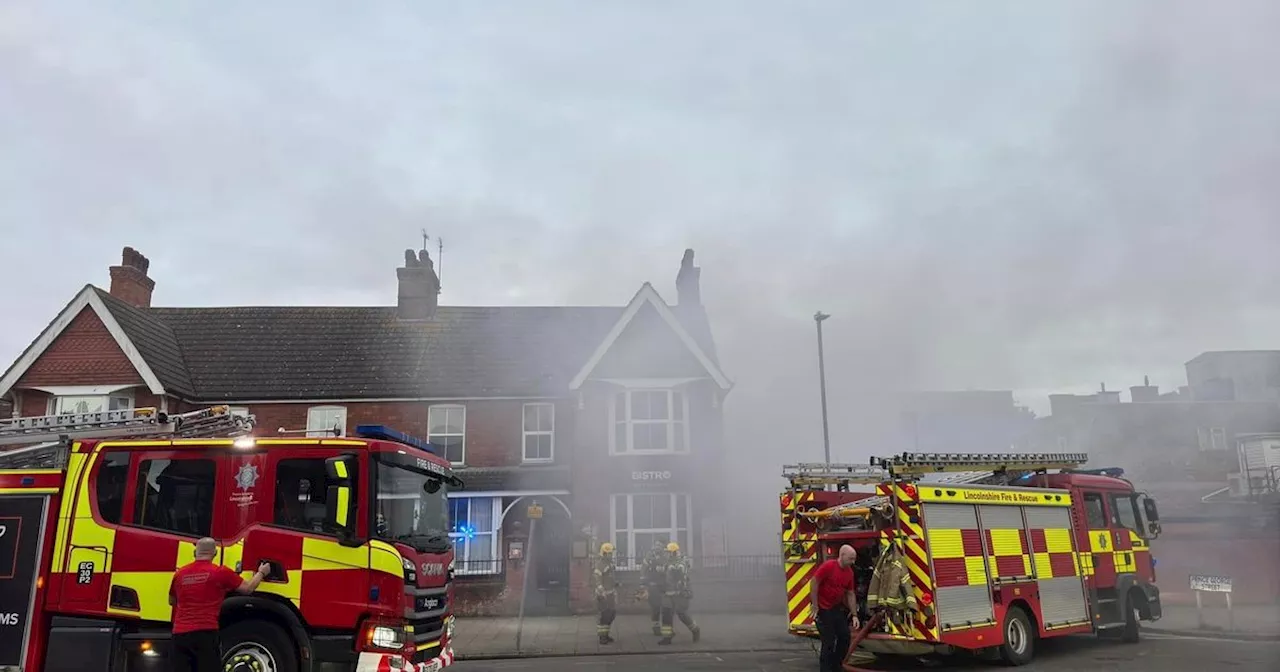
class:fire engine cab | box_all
[0,405,462,672]
[780,452,1164,666]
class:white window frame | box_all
[428,404,467,466]
[521,403,555,463]
[449,496,502,575]
[1198,427,1229,451]
[306,405,347,438]
[48,392,134,415]
[609,389,690,456]
[610,493,692,570]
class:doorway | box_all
[524,500,572,616]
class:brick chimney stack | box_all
[108,246,156,308]
[397,248,441,320]
[676,248,701,307]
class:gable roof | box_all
[144,304,622,399]
[3,281,727,401]
[0,286,167,398]
[568,283,731,391]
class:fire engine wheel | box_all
[997,607,1036,666]
[1120,600,1141,644]
[221,620,298,672]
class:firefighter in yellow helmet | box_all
[594,542,619,644]
[658,541,700,645]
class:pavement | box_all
[452,633,1280,670]
[453,605,1280,661]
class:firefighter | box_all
[594,542,619,644]
[642,539,667,635]
[658,542,700,645]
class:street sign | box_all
[527,504,543,520]
[1190,574,1232,593]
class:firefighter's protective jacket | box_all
[594,556,618,597]
[866,544,917,611]
[664,556,693,598]
[642,549,666,589]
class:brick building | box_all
[0,246,733,615]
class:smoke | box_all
[4,1,1280,557]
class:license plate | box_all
[419,660,442,672]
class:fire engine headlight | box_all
[369,625,408,651]
[402,557,417,584]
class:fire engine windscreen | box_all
[374,460,451,553]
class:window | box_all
[1198,427,1229,451]
[428,405,466,465]
[306,406,347,437]
[95,452,130,524]
[611,493,691,568]
[522,403,555,462]
[1082,492,1107,529]
[133,458,216,537]
[1110,494,1140,531]
[611,390,689,455]
[448,497,500,574]
[274,459,332,534]
[51,394,132,415]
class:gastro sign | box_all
[631,471,672,481]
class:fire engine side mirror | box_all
[324,454,361,547]
[1134,492,1161,540]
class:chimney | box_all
[676,248,701,307]
[1130,375,1160,403]
[108,246,156,308]
[397,248,440,319]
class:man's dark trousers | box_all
[815,607,852,672]
[172,630,220,672]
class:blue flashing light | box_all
[450,524,476,541]
[354,424,438,456]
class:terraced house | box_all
[0,246,732,615]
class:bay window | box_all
[611,389,689,455]
[448,496,500,575]
[611,493,691,568]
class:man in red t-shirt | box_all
[168,537,270,672]
[810,544,859,672]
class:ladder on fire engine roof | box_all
[0,406,255,470]
[783,452,1090,525]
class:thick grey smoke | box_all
[3,2,1279,554]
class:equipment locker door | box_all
[0,494,50,671]
[921,502,996,632]
[1023,506,1090,628]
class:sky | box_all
[3,1,1280,514]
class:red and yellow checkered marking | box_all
[876,483,937,642]
[984,526,1032,579]
[1028,528,1078,578]
[928,528,986,587]
[782,491,821,632]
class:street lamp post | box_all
[814,311,831,465]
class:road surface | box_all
[454,633,1279,670]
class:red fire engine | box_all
[780,452,1165,666]
[0,405,462,672]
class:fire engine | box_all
[0,405,463,672]
[780,452,1164,666]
